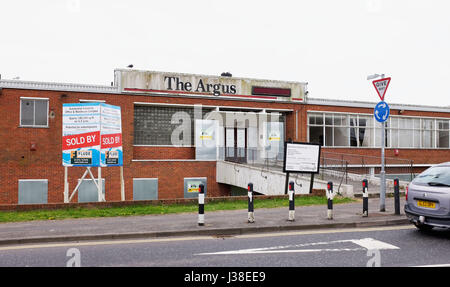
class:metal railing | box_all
[219,147,415,183]
[218,147,284,168]
[320,151,415,181]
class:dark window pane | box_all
[21,99,34,126]
[34,100,48,126]
[133,106,211,145]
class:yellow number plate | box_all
[417,200,436,209]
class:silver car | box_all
[405,162,450,230]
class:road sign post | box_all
[374,101,390,212]
[372,76,391,212]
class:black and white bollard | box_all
[394,178,400,215]
[326,181,334,220]
[198,184,205,226]
[248,183,255,223]
[362,179,368,217]
[288,181,295,221]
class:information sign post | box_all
[283,142,321,194]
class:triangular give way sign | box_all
[372,77,391,101]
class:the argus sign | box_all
[62,103,123,167]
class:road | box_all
[0,225,449,267]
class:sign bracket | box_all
[65,167,105,203]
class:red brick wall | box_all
[0,88,300,204]
[4,87,448,206]
[133,146,195,160]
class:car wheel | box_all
[414,222,434,231]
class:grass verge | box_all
[0,196,355,223]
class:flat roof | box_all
[307,97,450,113]
[1,76,449,114]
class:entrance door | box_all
[225,128,247,163]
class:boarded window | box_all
[18,180,48,204]
[133,178,158,200]
[78,179,105,203]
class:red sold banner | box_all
[101,133,122,149]
[62,131,101,150]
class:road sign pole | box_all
[380,123,386,212]
[379,74,386,212]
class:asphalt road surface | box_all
[0,225,449,267]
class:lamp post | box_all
[367,73,386,212]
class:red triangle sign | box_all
[372,77,391,101]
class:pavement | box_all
[0,197,410,246]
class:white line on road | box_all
[413,263,450,267]
[0,225,413,252]
[196,237,400,256]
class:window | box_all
[77,179,105,203]
[350,116,373,147]
[20,98,49,127]
[307,112,449,149]
[134,105,212,146]
[421,119,435,148]
[437,120,449,148]
[18,179,48,204]
[308,112,372,147]
[412,166,450,187]
[133,178,158,200]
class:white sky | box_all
[1,0,449,106]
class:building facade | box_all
[0,69,449,205]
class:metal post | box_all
[394,178,400,215]
[120,166,125,201]
[379,73,386,212]
[380,123,386,211]
[98,167,103,202]
[64,166,69,203]
[198,184,205,226]
[288,181,295,221]
[248,183,255,223]
[284,172,290,195]
[309,173,315,194]
[363,179,369,217]
[327,181,334,220]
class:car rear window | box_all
[412,166,450,187]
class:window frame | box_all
[19,97,49,128]
[307,111,450,149]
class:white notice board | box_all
[283,142,321,173]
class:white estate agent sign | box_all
[62,103,123,167]
[100,104,123,167]
[62,103,101,167]
[283,142,321,173]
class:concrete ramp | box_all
[216,161,354,197]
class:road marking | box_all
[0,236,212,252]
[351,238,400,250]
[196,237,400,256]
[0,225,412,252]
[235,225,414,240]
[413,263,450,267]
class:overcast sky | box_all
[1,0,449,106]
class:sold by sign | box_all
[62,103,101,167]
[62,103,123,167]
[101,133,122,148]
[63,131,100,150]
[100,104,123,167]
